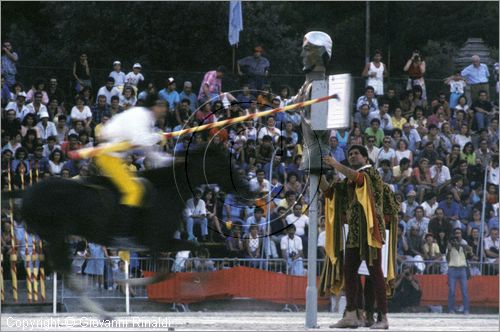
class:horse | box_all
[12,145,251,317]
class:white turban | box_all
[304,31,333,59]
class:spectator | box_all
[71,240,89,274]
[225,225,244,257]
[285,203,309,252]
[429,207,453,242]
[237,45,270,91]
[118,86,137,110]
[377,159,393,183]
[475,139,491,167]
[78,86,94,107]
[365,135,380,166]
[391,107,407,130]
[388,265,422,312]
[70,97,92,132]
[348,126,364,146]
[407,206,430,237]
[1,41,18,87]
[91,95,109,126]
[109,61,126,87]
[467,208,488,238]
[124,63,144,89]
[484,227,499,273]
[20,113,41,140]
[26,79,49,105]
[280,224,304,276]
[84,242,108,288]
[444,70,466,109]
[377,136,397,167]
[460,55,490,102]
[353,103,371,132]
[438,193,460,223]
[401,122,422,152]
[257,116,281,143]
[420,192,438,219]
[467,228,483,276]
[2,109,21,138]
[365,118,384,147]
[35,111,57,143]
[461,142,476,166]
[96,77,120,105]
[393,157,413,193]
[369,100,393,133]
[198,65,226,103]
[26,92,48,121]
[406,225,425,273]
[422,233,443,274]
[6,92,29,122]
[249,168,270,193]
[183,188,208,242]
[73,53,91,92]
[48,149,65,176]
[430,158,451,189]
[328,136,345,162]
[244,207,266,235]
[356,86,378,113]
[470,90,495,131]
[179,81,198,113]
[243,224,262,268]
[446,228,471,314]
[361,49,387,96]
[409,106,428,137]
[192,248,216,272]
[394,139,412,165]
[223,192,247,227]
[412,158,433,203]
[404,50,427,100]
[158,77,180,110]
[47,77,66,109]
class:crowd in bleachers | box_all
[1,42,499,286]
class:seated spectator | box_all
[328,136,345,162]
[420,192,438,218]
[377,159,393,184]
[35,111,57,143]
[364,118,384,147]
[243,224,262,268]
[225,225,244,258]
[223,192,247,227]
[263,153,285,184]
[406,225,425,273]
[422,233,443,274]
[119,86,137,110]
[452,123,472,150]
[461,142,476,166]
[438,193,460,223]
[26,78,49,105]
[48,148,65,176]
[159,77,180,110]
[285,203,309,252]
[249,168,270,193]
[391,107,407,130]
[356,85,378,113]
[192,248,216,272]
[368,99,393,133]
[362,137,378,165]
[96,77,120,105]
[377,136,397,167]
[392,157,413,193]
[401,122,422,152]
[430,158,451,189]
[353,103,371,132]
[395,139,412,165]
[449,175,466,203]
[407,206,430,238]
[244,207,266,235]
[470,90,494,131]
[257,116,281,143]
[467,208,488,238]
[348,126,364,146]
[183,188,208,242]
[256,135,273,165]
[280,224,305,276]
[70,96,92,132]
[388,265,422,312]
[284,172,302,195]
[411,158,434,203]
[420,141,439,165]
[26,91,48,120]
[483,226,499,271]
[401,190,419,220]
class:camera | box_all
[289,251,297,258]
[404,271,410,277]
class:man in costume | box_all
[96,105,168,220]
[319,145,398,329]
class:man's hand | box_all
[323,155,337,168]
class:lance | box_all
[67,94,338,160]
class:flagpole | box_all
[232,45,236,74]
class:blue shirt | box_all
[438,200,460,218]
[461,64,490,84]
[329,146,345,162]
[158,89,180,110]
[458,203,473,222]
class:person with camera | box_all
[404,50,427,100]
[446,227,471,314]
[388,265,422,312]
[484,227,499,274]
[1,41,19,88]
[280,224,304,276]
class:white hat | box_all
[113,60,121,66]
[303,31,333,59]
[39,111,49,119]
[17,91,27,98]
[133,63,142,69]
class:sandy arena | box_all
[1,312,498,331]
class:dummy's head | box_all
[301,31,332,73]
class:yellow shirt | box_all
[447,246,467,267]
[391,116,408,130]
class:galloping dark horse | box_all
[14,146,250,316]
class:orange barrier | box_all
[145,267,499,307]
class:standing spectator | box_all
[280,224,304,276]
[444,71,466,109]
[237,45,270,91]
[47,77,66,109]
[183,188,208,242]
[225,225,244,258]
[285,203,309,252]
[158,77,180,110]
[179,81,198,113]
[446,228,471,314]
[404,50,427,100]
[361,50,387,96]
[429,208,453,243]
[1,41,18,87]
[96,77,120,105]
[83,242,108,288]
[73,53,91,92]
[124,63,145,89]
[461,55,490,102]
[198,65,226,103]
[109,61,126,87]
[356,86,379,113]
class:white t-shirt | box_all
[429,165,451,186]
[484,236,499,263]
[97,86,120,105]
[377,148,396,166]
[109,71,126,87]
[125,72,145,87]
[257,127,281,141]
[318,231,326,248]
[280,235,303,254]
[183,198,206,218]
[285,214,309,237]
[70,106,92,121]
[420,201,438,218]
[449,80,466,94]
[395,150,412,164]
